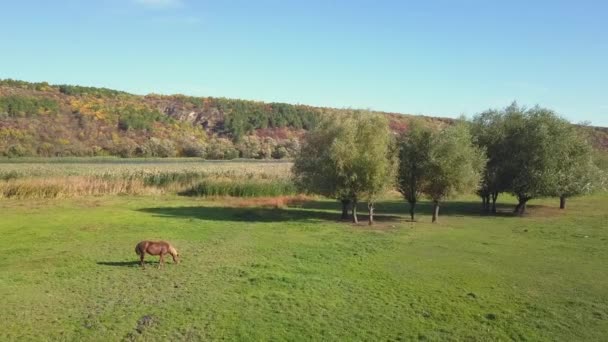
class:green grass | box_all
[1,193,607,341]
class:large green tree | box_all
[422,123,485,223]
[397,120,433,221]
[545,123,605,209]
[351,113,395,225]
[498,105,571,215]
[472,103,605,215]
[293,111,394,224]
[292,114,353,219]
[470,110,508,214]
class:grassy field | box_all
[1,192,607,341]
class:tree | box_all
[293,111,394,224]
[471,110,508,214]
[545,123,604,209]
[397,120,433,221]
[292,114,353,220]
[423,123,485,223]
[497,105,571,215]
[348,113,395,225]
[472,103,606,215]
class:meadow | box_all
[1,163,607,341]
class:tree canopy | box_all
[397,120,433,221]
[471,103,605,215]
[293,111,394,224]
[422,122,485,222]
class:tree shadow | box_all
[300,199,521,218]
[137,205,402,223]
[137,198,545,224]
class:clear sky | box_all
[1,0,607,126]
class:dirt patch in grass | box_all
[213,195,315,209]
[347,220,403,231]
[525,205,566,218]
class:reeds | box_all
[179,180,296,197]
[0,160,295,199]
[0,176,149,199]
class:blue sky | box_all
[1,0,607,126]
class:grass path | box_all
[1,194,607,340]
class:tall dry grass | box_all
[0,160,295,199]
[0,177,149,199]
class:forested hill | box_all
[0,79,606,159]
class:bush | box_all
[117,106,168,131]
[6,144,31,157]
[272,146,289,159]
[112,140,139,158]
[181,142,206,158]
[145,138,177,158]
[206,138,238,160]
[0,96,59,117]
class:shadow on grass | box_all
[299,200,522,218]
[96,261,153,267]
[136,198,532,224]
[137,205,402,223]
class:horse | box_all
[135,240,179,268]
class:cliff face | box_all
[0,79,605,159]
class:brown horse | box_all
[135,241,179,268]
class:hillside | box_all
[1,79,606,159]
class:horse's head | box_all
[169,245,180,264]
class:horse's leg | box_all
[158,253,164,269]
[140,253,145,268]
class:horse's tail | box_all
[135,242,144,256]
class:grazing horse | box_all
[135,241,179,268]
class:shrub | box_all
[272,146,289,159]
[206,138,238,160]
[6,144,31,157]
[145,138,177,158]
[117,106,168,131]
[181,142,206,158]
[0,96,59,117]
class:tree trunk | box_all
[368,202,374,226]
[513,203,521,214]
[515,197,529,216]
[432,200,440,223]
[560,196,566,209]
[520,201,527,215]
[491,192,498,214]
[409,200,416,221]
[352,199,358,224]
[481,196,488,213]
[341,199,350,220]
